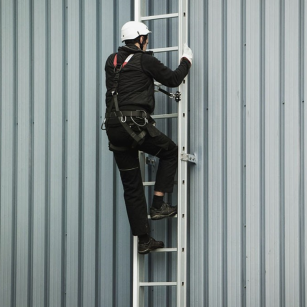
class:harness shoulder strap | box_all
[104,53,147,148]
[113,53,134,69]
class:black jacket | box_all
[105,44,190,114]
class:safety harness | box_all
[102,53,148,151]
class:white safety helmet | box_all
[121,21,151,42]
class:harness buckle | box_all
[113,65,122,73]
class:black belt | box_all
[105,110,148,119]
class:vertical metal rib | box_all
[62,0,68,306]
[28,0,34,305]
[222,0,228,306]
[12,0,18,305]
[78,0,84,306]
[260,0,266,305]
[45,0,51,305]
[203,0,209,305]
[279,0,286,306]
[95,0,102,305]
[299,0,305,305]
[241,0,247,305]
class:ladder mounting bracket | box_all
[180,153,197,164]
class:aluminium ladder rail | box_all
[133,1,191,306]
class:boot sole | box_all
[150,211,177,220]
[138,249,153,254]
[138,245,164,254]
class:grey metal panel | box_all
[226,0,244,306]
[1,0,307,306]
[284,0,300,306]
[65,0,81,305]
[16,0,31,306]
[49,0,64,306]
[188,0,208,306]
[32,0,48,305]
[99,0,117,306]
[207,0,224,306]
[300,0,306,305]
[245,0,262,306]
[0,1,15,306]
[114,175,132,307]
[264,0,281,306]
[304,0,307,302]
[82,0,97,305]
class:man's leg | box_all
[107,124,164,253]
[113,148,150,236]
[138,132,178,219]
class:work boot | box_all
[150,202,177,220]
[138,237,164,254]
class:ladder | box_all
[133,1,194,306]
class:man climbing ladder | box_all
[103,21,193,254]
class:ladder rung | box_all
[141,13,179,21]
[143,181,178,186]
[143,181,155,186]
[152,247,177,252]
[147,214,177,219]
[139,282,177,287]
[151,113,178,119]
[148,46,178,53]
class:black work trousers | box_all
[106,123,178,236]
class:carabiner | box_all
[131,116,148,127]
[101,118,107,130]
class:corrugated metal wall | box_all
[0,0,306,307]
[189,0,307,307]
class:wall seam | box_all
[222,0,228,306]
[112,162,117,307]
[62,1,68,306]
[28,0,34,305]
[241,0,247,305]
[12,0,18,305]
[203,0,209,307]
[299,0,305,305]
[45,0,51,306]
[204,0,209,305]
[95,0,102,305]
[260,0,266,306]
[0,0,2,267]
[78,0,84,306]
[279,0,286,306]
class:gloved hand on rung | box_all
[181,43,193,66]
